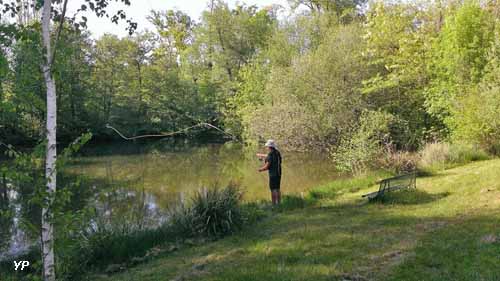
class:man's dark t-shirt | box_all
[265,149,282,178]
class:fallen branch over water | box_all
[105,123,237,141]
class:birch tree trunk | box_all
[41,0,57,280]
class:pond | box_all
[0,142,342,259]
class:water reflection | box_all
[0,176,33,260]
[71,143,340,205]
[1,142,340,259]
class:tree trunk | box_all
[41,0,57,280]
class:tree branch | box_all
[50,0,69,69]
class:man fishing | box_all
[257,140,282,205]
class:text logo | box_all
[14,261,30,271]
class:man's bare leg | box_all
[271,190,280,205]
[277,190,281,204]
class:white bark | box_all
[41,0,56,280]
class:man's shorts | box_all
[269,176,281,191]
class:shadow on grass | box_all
[145,210,500,281]
[373,189,451,205]
[386,215,500,281]
[275,194,312,212]
[58,182,500,281]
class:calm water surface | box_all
[1,142,341,259]
[71,142,340,202]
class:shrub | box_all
[450,84,500,155]
[170,183,244,238]
[377,146,419,174]
[331,110,394,174]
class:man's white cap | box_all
[265,139,277,148]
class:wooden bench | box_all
[362,172,416,201]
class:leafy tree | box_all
[450,30,500,154]
[426,2,495,122]
[149,9,194,66]
[289,0,367,17]
[196,2,274,87]
[363,1,441,149]
[243,24,367,150]
[1,1,136,280]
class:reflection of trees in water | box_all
[1,172,7,205]
[72,142,340,204]
[93,158,165,230]
[0,169,39,259]
[0,171,13,255]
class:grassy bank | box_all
[90,159,500,281]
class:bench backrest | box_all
[379,172,416,191]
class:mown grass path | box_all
[94,159,500,281]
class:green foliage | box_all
[1,4,275,144]
[1,177,249,280]
[426,2,495,121]
[363,1,441,149]
[0,134,93,279]
[2,0,499,167]
[451,89,500,155]
[192,1,274,89]
[149,9,194,55]
[449,39,500,154]
[289,0,367,18]
[228,59,270,138]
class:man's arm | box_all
[256,153,267,160]
[258,162,270,172]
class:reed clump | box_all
[169,183,245,238]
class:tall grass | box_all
[419,142,489,171]
[5,184,249,280]
[375,145,420,174]
[60,222,175,278]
